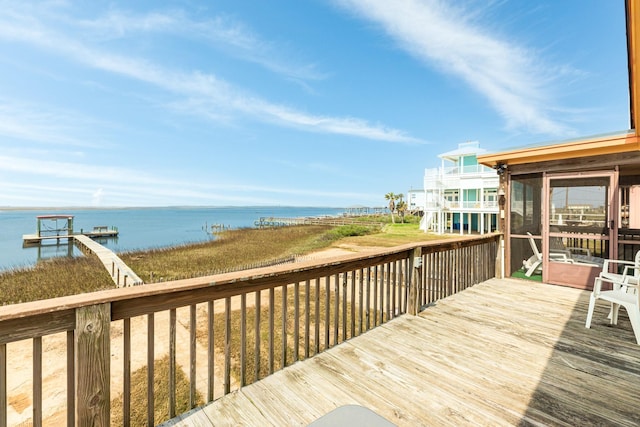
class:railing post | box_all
[408,247,422,315]
[75,303,111,426]
[496,234,505,279]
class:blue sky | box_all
[0,0,630,207]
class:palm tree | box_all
[396,200,407,223]
[385,192,397,223]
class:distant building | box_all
[419,141,499,234]
[407,189,426,214]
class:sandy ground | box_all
[5,244,380,426]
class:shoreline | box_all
[0,204,345,211]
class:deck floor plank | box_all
[162,278,640,427]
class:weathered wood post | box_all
[76,303,111,426]
[496,168,508,279]
[407,247,422,315]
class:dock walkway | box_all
[74,234,143,287]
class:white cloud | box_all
[0,102,109,148]
[77,9,327,82]
[0,154,369,206]
[92,188,104,206]
[0,8,421,144]
[335,0,572,136]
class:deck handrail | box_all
[0,233,500,427]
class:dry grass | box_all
[0,256,113,305]
[122,225,335,282]
[0,225,336,305]
[197,283,381,386]
[110,355,204,427]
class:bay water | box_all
[0,206,345,272]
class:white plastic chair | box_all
[585,250,640,345]
[522,232,573,277]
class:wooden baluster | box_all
[189,304,197,407]
[225,297,231,395]
[314,279,320,355]
[240,294,247,387]
[123,318,130,427]
[254,291,261,383]
[294,282,300,362]
[147,313,154,427]
[324,277,330,350]
[1,343,6,427]
[350,270,356,338]
[373,265,378,327]
[358,269,364,335]
[268,288,275,375]
[304,280,310,359]
[342,273,347,341]
[33,337,42,427]
[408,248,422,316]
[207,300,215,402]
[169,309,176,418]
[67,331,75,427]
[281,285,287,368]
[333,273,339,346]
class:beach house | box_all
[419,141,499,235]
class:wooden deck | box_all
[163,277,640,427]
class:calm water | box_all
[0,206,344,272]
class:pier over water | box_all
[22,214,142,287]
[74,234,143,287]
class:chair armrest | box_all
[549,252,575,263]
[602,259,634,274]
[621,266,640,283]
[569,247,591,257]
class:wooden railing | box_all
[0,234,500,427]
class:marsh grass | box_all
[110,355,204,427]
[0,225,339,305]
[121,225,336,282]
[0,256,113,305]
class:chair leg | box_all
[611,303,621,325]
[585,293,596,328]
[627,309,640,345]
[525,260,541,277]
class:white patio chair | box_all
[585,250,640,345]
[598,250,640,284]
[522,232,573,277]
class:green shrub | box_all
[326,225,378,239]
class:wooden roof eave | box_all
[477,132,640,168]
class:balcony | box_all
[423,200,499,210]
[168,278,640,426]
[1,234,638,426]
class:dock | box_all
[74,234,143,287]
[21,214,140,287]
[22,215,119,245]
[254,216,385,228]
